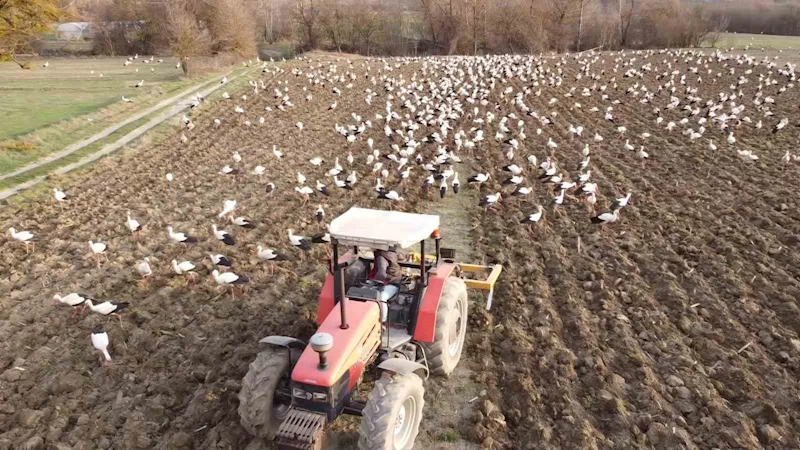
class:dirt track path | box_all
[416,174,483,450]
[0,67,253,200]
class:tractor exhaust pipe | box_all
[310,333,333,370]
[332,242,349,330]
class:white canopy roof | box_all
[329,208,440,250]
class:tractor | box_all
[237,207,502,450]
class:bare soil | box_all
[1,50,799,450]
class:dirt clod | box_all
[19,409,45,428]
[665,375,684,387]
[50,371,85,394]
[1,368,23,382]
[51,444,73,450]
[757,424,782,445]
[645,422,669,446]
[23,436,44,450]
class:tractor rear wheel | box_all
[238,348,291,439]
[420,277,468,376]
[358,372,425,450]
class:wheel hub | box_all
[394,405,406,433]
[448,298,464,357]
[393,396,416,449]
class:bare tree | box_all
[705,14,728,48]
[90,0,157,56]
[469,0,480,54]
[295,0,319,49]
[576,0,586,51]
[547,0,578,52]
[318,0,345,52]
[352,8,380,55]
[1,0,63,67]
[207,0,257,56]
[418,0,439,48]
[418,0,461,54]
[161,2,212,73]
[618,0,638,47]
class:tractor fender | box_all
[259,336,306,371]
[377,358,428,380]
[258,336,307,350]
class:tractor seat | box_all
[347,283,399,302]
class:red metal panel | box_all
[292,300,380,387]
[348,361,365,390]
[413,263,456,343]
[317,275,335,326]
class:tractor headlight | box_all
[293,388,311,400]
[312,392,328,402]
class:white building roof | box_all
[57,22,90,32]
[329,207,440,250]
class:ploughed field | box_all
[1,50,799,450]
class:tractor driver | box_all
[370,248,402,285]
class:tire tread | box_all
[357,373,424,450]
[420,277,468,376]
[238,349,289,439]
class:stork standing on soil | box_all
[138,257,153,286]
[231,216,256,229]
[91,327,112,366]
[288,229,313,260]
[126,212,142,239]
[218,199,237,219]
[212,224,236,246]
[315,205,325,225]
[211,269,249,300]
[168,226,198,245]
[83,300,129,326]
[8,228,34,253]
[53,188,67,205]
[89,241,108,266]
[54,293,89,318]
[591,209,620,226]
[172,259,198,285]
[467,173,490,188]
[208,253,232,271]
[611,193,632,211]
[479,192,501,212]
[256,246,290,274]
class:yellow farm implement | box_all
[409,252,503,310]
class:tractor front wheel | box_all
[358,372,425,450]
[421,277,468,376]
[238,348,291,439]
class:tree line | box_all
[2,0,797,69]
[79,0,716,58]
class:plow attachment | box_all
[458,263,503,310]
[409,252,503,311]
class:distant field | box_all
[0,56,248,179]
[710,32,800,50]
[0,57,186,141]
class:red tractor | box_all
[237,208,502,450]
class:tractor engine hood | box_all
[291,300,381,388]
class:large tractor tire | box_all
[358,372,425,450]
[238,348,291,439]
[420,277,468,376]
